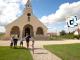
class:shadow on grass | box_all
[10,47,29,50]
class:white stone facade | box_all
[5,0,47,39]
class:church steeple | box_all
[26,0,32,8]
[24,0,32,22]
[24,0,32,14]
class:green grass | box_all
[44,44,80,60]
[0,46,33,60]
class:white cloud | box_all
[0,0,21,26]
[40,1,80,24]
[0,0,27,26]
[0,0,28,32]
[0,0,29,26]
[22,0,28,4]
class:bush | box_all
[49,35,62,40]
[48,33,80,40]
[60,30,66,35]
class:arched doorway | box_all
[36,27,44,35]
[22,24,34,37]
[10,26,20,37]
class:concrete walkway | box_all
[0,40,80,60]
[30,43,62,60]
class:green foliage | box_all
[60,30,66,35]
[60,33,74,39]
[49,35,62,40]
[44,44,80,60]
[49,33,80,40]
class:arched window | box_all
[27,13,31,22]
[27,13,31,16]
[10,26,20,37]
[36,27,44,35]
[22,24,34,37]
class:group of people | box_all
[10,34,34,49]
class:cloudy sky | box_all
[0,0,80,33]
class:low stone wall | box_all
[34,35,49,40]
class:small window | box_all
[36,27,44,35]
[27,13,31,16]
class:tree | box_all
[60,30,66,35]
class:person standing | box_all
[25,34,31,48]
[10,36,14,48]
[13,35,18,48]
[20,38,23,47]
[31,37,35,54]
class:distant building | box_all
[5,0,47,39]
[74,28,80,35]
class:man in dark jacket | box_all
[25,34,31,48]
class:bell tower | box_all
[24,0,32,14]
[24,0,32,22]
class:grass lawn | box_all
[0,46,33,60]
[44,44,80,60]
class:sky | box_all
[0,0,80,33]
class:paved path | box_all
[30,43,62,60]
[0,40,80,60]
